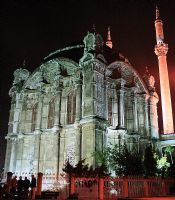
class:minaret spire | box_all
[106,26,113,49]
[156,5,160,19]
[154,7,174,134]
[155,5,164,44]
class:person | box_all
[30,175,36,200]
[24,177,30,198]
[17,176,23,198]
[0,184,3,199]
[11,175,17,195]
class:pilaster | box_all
[148,92,159,138]
[75,80,82,122]
[131,90,138,133]
[116,79,126,129]
[35,93,44,133]
[13,93,23,134]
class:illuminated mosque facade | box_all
[4,7,175,175]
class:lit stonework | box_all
[154,7,174,134]
[4,29,160,175]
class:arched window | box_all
[48,98,55,128]
[31,103,38,132]
[108,97,112,125]
[67,91,76,124]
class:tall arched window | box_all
[67,91,76,124]
[31,103,38,132]
[108,97,112,125]
[48,98,55,128]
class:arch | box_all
[107,61,149,94]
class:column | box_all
[13,93,22,134]
[75,80,82,122]
[132,91,138,132]
[143,94,149,137]
[99,177,104,200]
[70,174,75,195]
[54,89,62,130]
[6,172,13,193]
[35,94,44,132]
[74,124,82,163]
[117,83,125,129]
[149,95,159,138]
[9,139,16,172]
[112,87,118,127]
[53,82,62,174]
[36,172,43,196]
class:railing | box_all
[70,176,175,200]
[3,172,175,200]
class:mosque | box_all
[4,7,175,175]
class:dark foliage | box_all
[143,145,157,177]
[110,144,143,176]
[63,159,109,177]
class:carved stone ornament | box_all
[143,67,155,91]
[154,43,168,56]
[9,68,30,95]
[13,68,30,85]
[79,53,94,65]
[83,32,96,53]
[9,86,17,97]
[24,93,38,109]
[24,71,44,90]
[40,61,60,84]
[95,33,104,53]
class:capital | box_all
[155,43,168,56]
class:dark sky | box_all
[1,0,175,169]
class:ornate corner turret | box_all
[143,67,156,92]
[9,64,30,96]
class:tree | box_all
[63,159,109,177]
[156,155,170,177]
[109,144,143,176]
[164,145,174,164]
[95,147,110,174]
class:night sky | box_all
[1,0,175,169]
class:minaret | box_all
[154,6,174,134]
[106,26,113,49]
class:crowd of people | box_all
[0,174,36,199]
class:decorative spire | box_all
[106,26,113,49]
[107,26,111,41]
[22,60,26,68]
[91,24,97,34]
[156,5,160,20]
[145,66,150,76]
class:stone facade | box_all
[4,31,159,175]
